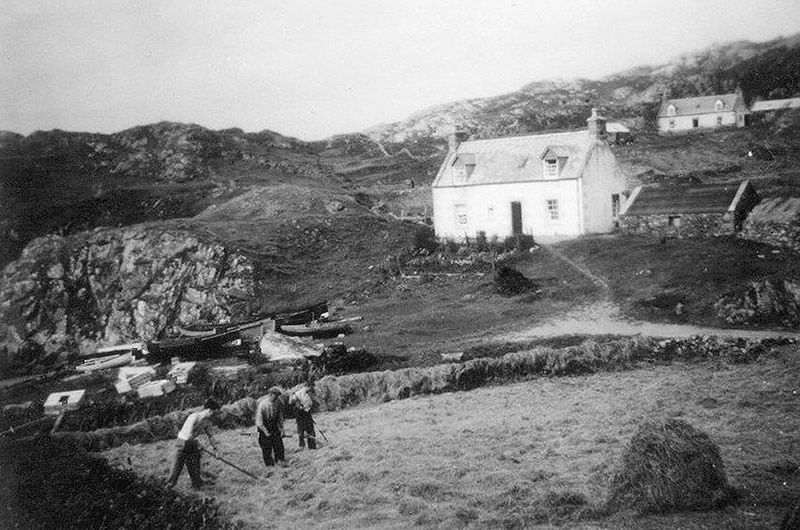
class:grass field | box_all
[103,344,800,529]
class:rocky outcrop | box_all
[715,279,800,327]
[0,226,256,369]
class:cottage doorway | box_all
[511,201,522,235]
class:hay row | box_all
[54,397,258,451]
[55,335,791,451]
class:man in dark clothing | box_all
[255,386,285,467]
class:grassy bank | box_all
[0,436,236,529]
[102,344,800,529]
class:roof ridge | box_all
[461,129,588,145]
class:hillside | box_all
[3,34,800,371]
[364,33,800,143]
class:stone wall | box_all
[740,220,800,253]
[715,279,800,327]
[620,213,734,238]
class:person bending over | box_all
[167,398,221,489]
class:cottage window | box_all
[667,105,676,116]
[547,199,559,220]
[692,118,699,128]
[544,158,559,178]
[668,215,681,227]
[669,119,675,129]
[714,99,724,111]
[455,204,468,226]
[716,115,723,126]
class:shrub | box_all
[412,226,438,254]
[494,265,536,295]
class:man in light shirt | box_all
[289,382,317,449]
[167,398,221,489]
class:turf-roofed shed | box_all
[618,180,759,238]
[741,196,800,252]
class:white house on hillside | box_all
[657,92,748,134]
[432,110,629,243]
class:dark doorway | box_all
[511,201,522,235]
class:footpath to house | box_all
[498,301,800,341]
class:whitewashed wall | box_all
[581,143,630,234]
[432,179,582,242]
[658,111,742,134]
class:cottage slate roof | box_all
[434,130,594,187]
[657,93,746,118]
[621,182,748,216]
[751,98,800,112]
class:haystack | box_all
[606,419,737,514]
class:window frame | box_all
[543,158,559,179]
[455,204,468,226]
[546,199,559,221]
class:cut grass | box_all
[102,345,800,529]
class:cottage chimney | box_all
[448,130,468,153]
[586,108,607,139]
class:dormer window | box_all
[544,158,559,178]
[667,104,676,116]
[540,146,568,180]
[452,153,475,183]
[714,99,725,111]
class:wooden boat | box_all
[277,320,351,338]
[274,301,328,328]
[75,352,134,372]
[146,328,243,363]
[177,316,273,338]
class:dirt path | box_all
[497,300,800,341]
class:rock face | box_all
[715,279,800,327]
[0,226,256,369]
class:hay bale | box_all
[607,419,737,514]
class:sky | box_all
[2,0,800,141]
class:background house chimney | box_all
[586,108,607,139]
[448,130,468,152]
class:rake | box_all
[200,447,260,480]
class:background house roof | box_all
[622,182,747,216]
[434,130,594,187]
[606,122,630,133]
[657,93,745,118]
[751,98,800,112]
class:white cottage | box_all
[432,110,629,242]
[657,92,748,135]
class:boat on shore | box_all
[277,320,351,338]
[177,316,273,338]
[75,352,134,372]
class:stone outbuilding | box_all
[432,109,629,243]
[741,197,800,252]
[619,181,759,238]
[605,122,631,145]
